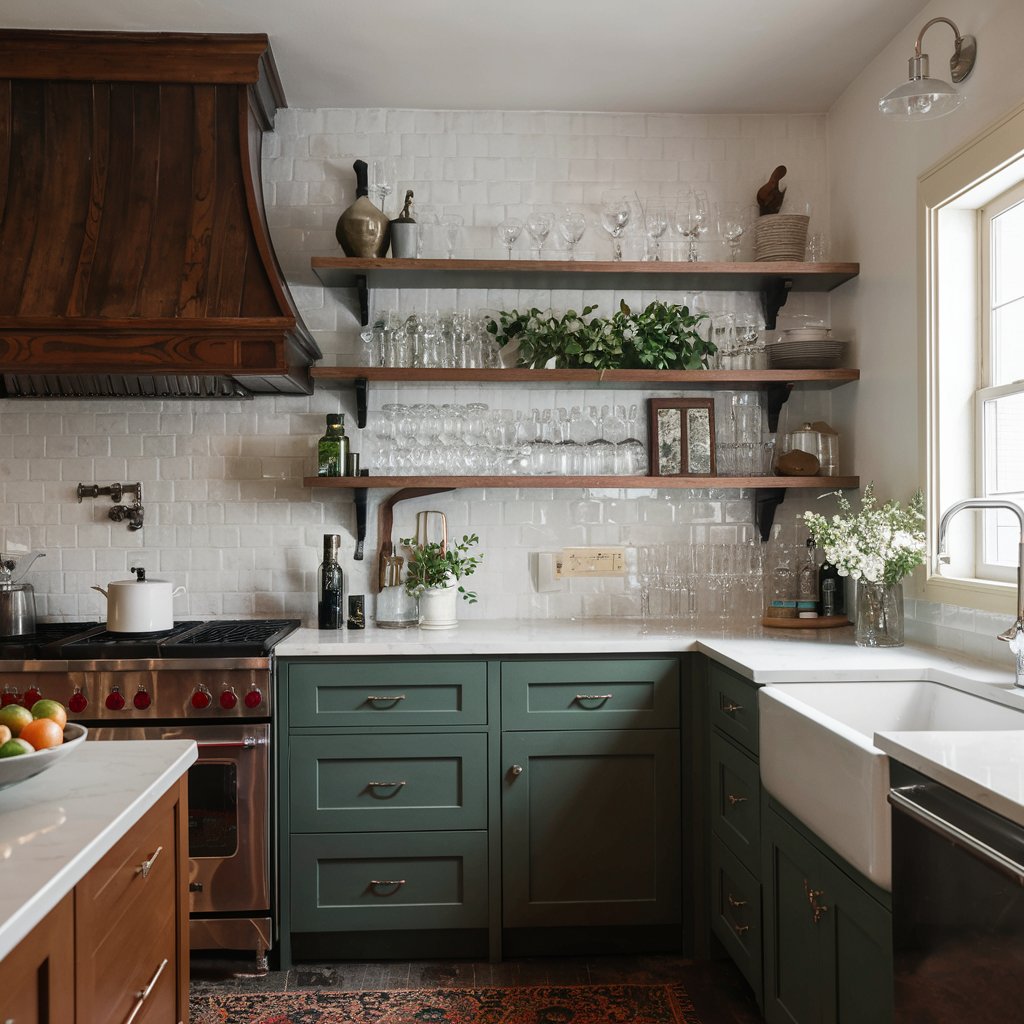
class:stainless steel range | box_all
[0,618,299,971]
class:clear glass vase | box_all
[854,581,904,648]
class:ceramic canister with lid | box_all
[91,566,186,632]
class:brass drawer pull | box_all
[721,701,743,715]
[733,923,751,935]
[369,878,406,894]
[367,780,407,789]
[366,694,406,706]
[574,693,613,705]
[124,958,168,1024]
[726,793,748,807]
[137,845,163,879]
[803,879,829,924]
[726,893,747,909]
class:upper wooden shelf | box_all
[304,474,859,491]
[310,257,859,293]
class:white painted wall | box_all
[828,0,1024,660]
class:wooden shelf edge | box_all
[303,475,860,490]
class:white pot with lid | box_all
[91,566,186,633]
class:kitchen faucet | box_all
[936,499,1024,687]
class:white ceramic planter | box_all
[418,585,458,629]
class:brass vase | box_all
[336,159,390,258]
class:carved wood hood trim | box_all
[0,30,321,398]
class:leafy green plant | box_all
[611,300,714,370]
[401,533,483,603]
[485,306,603,369]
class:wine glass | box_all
[642,199,669,261]
[717,202,752,262]
[369,158,395,212]
[440,213,463,259]
[675,189,708,262]
[497,218,523,260]
[599,193,632,261]
[556,208,587,261]
[525,211,553,259]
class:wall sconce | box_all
[878,17,976,121]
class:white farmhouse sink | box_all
[759,680,1024,890]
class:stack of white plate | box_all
[754,214,810,261]
[768,328,845,369]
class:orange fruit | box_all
[0,704,33,737]
[19,717,63,751]
[30,699,68,730]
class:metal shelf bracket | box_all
[761,278,793,331]
[755,487,788,542]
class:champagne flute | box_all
[643,199,669,261]
[525,211,553,259]
[599,193,632,261]
[497,218,523,260]
[556,208,587,261]
[440,213,463,259]
[369,158,395,212]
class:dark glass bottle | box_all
[818,561,847,617]
[317,414,349,477]
[317,534,344,630]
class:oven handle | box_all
[195,737,264,750]
[888,788,1024,884]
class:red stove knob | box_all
[219,689,238,710]
[105,688,126,711]
[133,688,152,711]
[2,688,21,707]
[191,688,212,710]
[22,687,42,708]
[243,688,264,710]
[68,690,88,714]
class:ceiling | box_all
[3,0,931,113]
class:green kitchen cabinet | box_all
[501,728,681,929]
[762,800,893,1024]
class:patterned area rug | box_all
[190,983,704,1024]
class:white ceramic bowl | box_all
[0,722,88,791]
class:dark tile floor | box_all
[191,952,763,1023]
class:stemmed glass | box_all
[675,189,709,262]
[440,213,463,259]
[369,158,395,211]
[717,202,752,262]
[599,193,632,261]
[642,199,669,261]
[525,211,553,259]
[497,218,523,259]
[556,208,587,261]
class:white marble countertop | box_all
[0,739,196,961]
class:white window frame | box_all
[976,180,1024,584]
[917,101,1024,616]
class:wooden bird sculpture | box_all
[756,165,787,215]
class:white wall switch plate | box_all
[556,546,627,578]
[531,551,562,592]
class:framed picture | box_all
[648,398,716,476]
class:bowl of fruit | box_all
[0,701,87,791]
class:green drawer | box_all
[710,731,761,876]
[710,834,762,999]
[289,733,487,833]
[501,657,679,731]
[287,660,487,727]
[708,661,759,755]
[290,830,488,932]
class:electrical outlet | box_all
[555,547,626,578]
[530,551,562,592]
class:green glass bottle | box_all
[317,414,350,477]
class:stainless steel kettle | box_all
[0,551,45,638]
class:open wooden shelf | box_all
[304,474,859,490]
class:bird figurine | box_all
[756,165,787,215]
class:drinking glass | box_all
[440,213,463,259]
[675,190,708,262]
[717,202,752,262]
[525,211,554,258]
[599,193,632,261]
[497,218,523,259]
[556,208,587,260]
[369,158,395,211]
[642,199,669,261]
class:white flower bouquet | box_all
[803,485,926,586]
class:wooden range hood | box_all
[0,30,321,399]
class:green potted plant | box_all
[610,299,715,370]
[401,533,483,629]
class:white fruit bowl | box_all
[0,723,88,791]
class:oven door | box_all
[89,723,270,916]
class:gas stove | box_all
[0,618,299,720]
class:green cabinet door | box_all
[501,729,681,928]
[763,803,892,1024]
